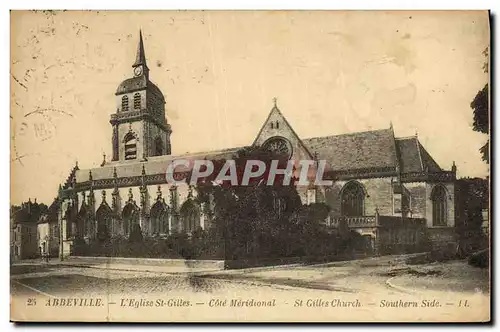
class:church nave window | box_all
[431,185,447,226]
[150,201,169,235]
[180,200,200,233]
[341,181,365,217]
[121,95,129,112]
[122,203,139,238]
[133,93,141,110]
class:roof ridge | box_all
[302,127,391,141]
[395,136,418,141]
[416,139,442,171]
[415,138,425,171]
[85,146,246,171]
[174,146,245,157]
[389,123,401,170]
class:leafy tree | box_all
[456,177,489,254]
[471,47,489,163]
[288,203,332,256]
[194,146,342,261]
[10,201,48,224]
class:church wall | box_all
[146,88,165,116]
[146,122,167,156]
[324,178,394,217]
[361,178,394,215]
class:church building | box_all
[55,32,458,257]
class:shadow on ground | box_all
[10,264,55,275]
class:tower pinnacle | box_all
[132,30,147,68]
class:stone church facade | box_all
[55,32,458,257]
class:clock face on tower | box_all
[262,137,292,159]
[134,66,143,77]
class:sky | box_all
[10,10,490,205]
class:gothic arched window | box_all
[341,182,365,216]
[95,204,112,242]
[150,201,169,235]
[124,133,137,160]
[431,186,447,226]
[122,203,139,237]
[133,93,141,110]
[180,200,200,233]
[121,95,129,112]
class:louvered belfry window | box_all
[121,95,129,112]
[134,93,141,110]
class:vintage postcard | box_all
[10,10,490,322]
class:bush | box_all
[468,249,489,268]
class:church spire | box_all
[132,30,147,68]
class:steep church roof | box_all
[395,136,442,173]
[133,30,147,67]
[302,129,442,174]
[302,128,399,172]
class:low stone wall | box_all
[68,256,225,270]
[68,252,374,271]
[225,252,372,270]
[427,227,458,253]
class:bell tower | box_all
[110,30,172,162]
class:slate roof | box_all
[302,128,398,172]
[74,128,443,183]
[395,137,442,173]
[115,76,164,99]
[75,147,242,183]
